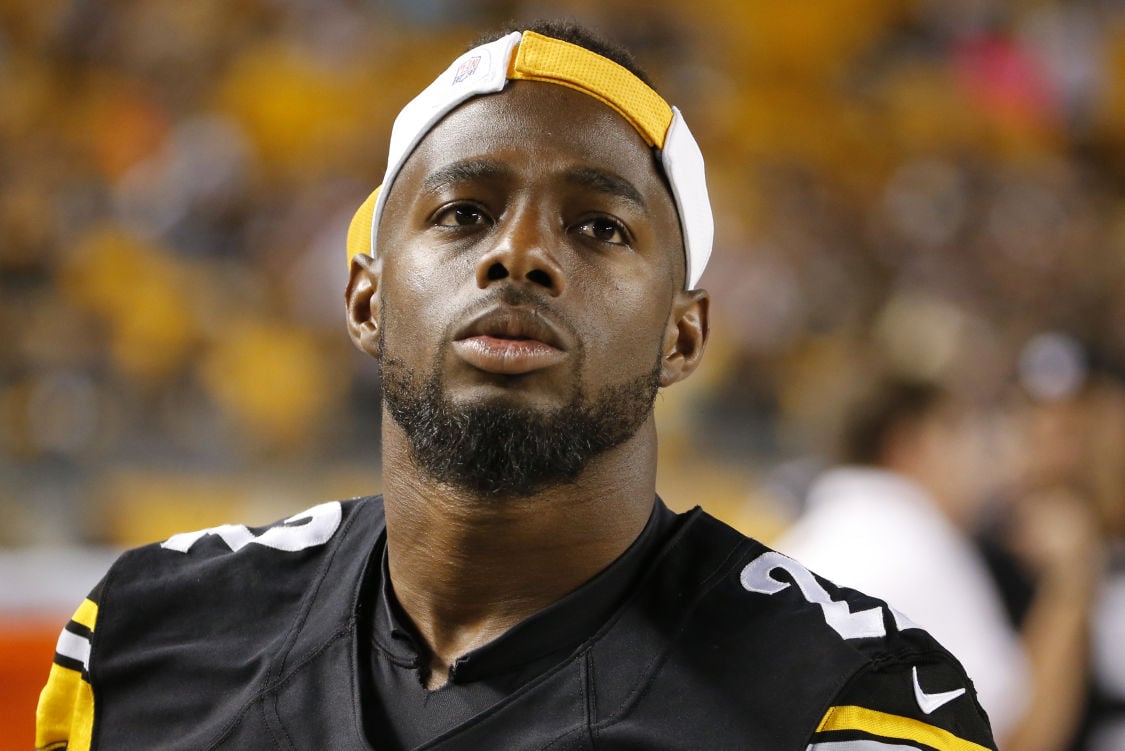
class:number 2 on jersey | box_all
[161,501,343,554]
[740,551,887,641]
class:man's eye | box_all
[576,217,629,245]
[436,205,489,227]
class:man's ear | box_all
[660,288,710,387]
[345,253,382,359]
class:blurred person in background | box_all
[978,336,1125,751]
[33,19,997,751]
[776,375,1100,751]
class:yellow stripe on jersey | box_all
[72,598,97,631]
[816,706,991,751]
[36,598,98,751]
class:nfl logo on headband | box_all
[453,56,482,84]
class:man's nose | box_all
[474,210,565,296]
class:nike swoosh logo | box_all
[912,666,967,714]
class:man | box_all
[37,21,997,750]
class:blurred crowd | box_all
[2,0,1122,534]
[2,0,1125,748]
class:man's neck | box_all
[379,416,658,688]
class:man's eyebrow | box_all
[421,160,510,195]
[565,167,646,210]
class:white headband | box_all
[347,30,713,289]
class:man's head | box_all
[346,21,711,498]
[840,378,951,469]
[840,376,986,521]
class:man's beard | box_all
[379,323,662,500]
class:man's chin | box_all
[395,402,588,499]
[380,346,662,500]
[444,386,573,416]
[443,368,580,407]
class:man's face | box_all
[360,81,696,497]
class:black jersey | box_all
[37,496,997,750]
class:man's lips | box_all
[452,307,570,375]
[452,336,566,375]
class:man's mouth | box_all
[452,308,570,375]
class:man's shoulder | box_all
[81,496,386,748]
[112,495,383,574]
[663,506,938,656]
[96,495,385,638]
[587,507,996,748]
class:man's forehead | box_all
[404,80,660,183]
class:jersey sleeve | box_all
[35,579,103,751]
[809,652,998,751]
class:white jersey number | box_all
[740,551,887,641]
[161,501,343,554]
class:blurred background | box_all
[2,0,1124,748]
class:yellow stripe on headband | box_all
[347,187,380,266]
[508,31,673,149]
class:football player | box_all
[38,20,997,750]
